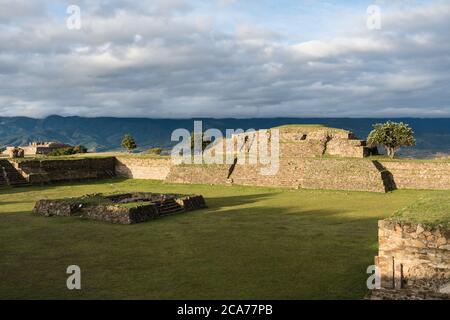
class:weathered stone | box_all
[33,192,207,225]
[439,283,450,294]
[416,225,425,235]
[410,239,427,248]
[437,237,447,246]
[374,219,450,300]
[15,157,116,184]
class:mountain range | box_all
[1,116,449,158]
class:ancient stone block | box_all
[371,219,450,300]
[33,193,207,225]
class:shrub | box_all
[147,147,162,155]
[73,145,88,154]
[47,145,88,157]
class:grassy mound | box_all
[392,192,450,226]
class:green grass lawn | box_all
[0,179,446,300]
[392,193,450,227]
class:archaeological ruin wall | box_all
[13,157,116,184]
[161,158,390,193]
[371,219,450,299]
[113,156,450,193]
[115,157,172,180]
[33,192,207,225]
[379,161,450,190]
[218,126,376,159]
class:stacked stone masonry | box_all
[379,161,450,190]
[33,193,207,225]
[215,126,375,158]
[372,220,450,299]
[115,157,171,180]
[12,157,116,184]
[3,155,450,193]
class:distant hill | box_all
[1,116,449,158]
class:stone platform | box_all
[370,219,450,300]
[33,192,207,224]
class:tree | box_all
[367,121,415,158]
[121,134,137,153]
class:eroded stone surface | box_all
[370,219,450,300]
[33,193,207,225]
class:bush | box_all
[73,145,88,154]
[147,147,162,155]
[47,145,88,157]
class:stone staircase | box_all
[0,167,7,187]
[154,198,185,215]
[0,160,30,187]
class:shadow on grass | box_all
[0,198,382,300]
[0,178,130,196]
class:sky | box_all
[0,0,450,118]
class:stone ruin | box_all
[370,219,450,300]
[2,147,25,158]
[2,141,72,157]
[33,192,207,224]
[213,125,378,159]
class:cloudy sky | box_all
[1,0,450,118]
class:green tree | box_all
[367,121,415,159]
[121,134,137,153]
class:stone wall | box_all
[164,158,388,193]
[372,219,450,299]
[14,157,115,184]
[115,157,171,180]
[379,161,450,190]
[165,164,231,185]
[33,193,207,225]
[217,126,375,159]
[231,158,387,192]
[12,156,450,193]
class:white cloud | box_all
[0,0,449,118]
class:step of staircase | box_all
[0,160,31,187]
[154,199,185,215]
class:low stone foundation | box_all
[33,193,207,224]
[371,219,450,299]
[14,157,116,184]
